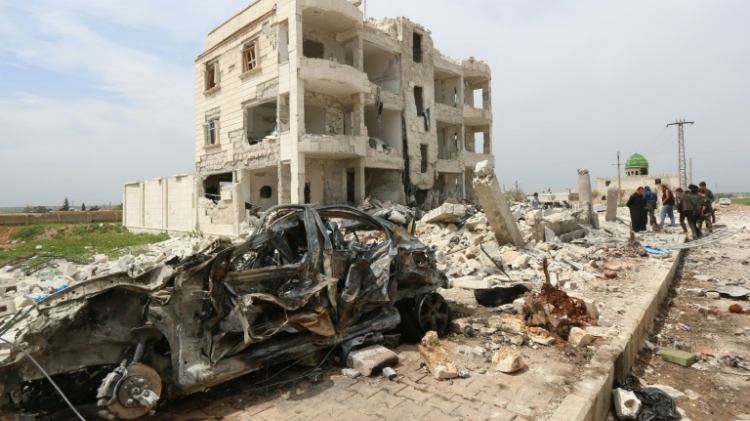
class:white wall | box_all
[364,107,402,153]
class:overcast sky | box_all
[1,0,748,207]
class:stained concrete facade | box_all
[125,0,494,236]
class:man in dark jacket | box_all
[627,187,647,232]
[699,182,716,223]
[643,186,658,227]
[660,184,676,227]
[677,186,702,239]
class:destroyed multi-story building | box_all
[124,0,493,236]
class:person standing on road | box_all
[627,187,647,232]
[643,186,658,228]
[532,192,541,210]
[698,192,714,234]
[660,184,676,227]
[675,188,701,239]
[699,182,716,224]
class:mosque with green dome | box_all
[595,152,680,202]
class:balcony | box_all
[434,103,462,124]
[300,0,362,33]
[299,134,368,158]
[298,58,372,97]
[463,106,492,126]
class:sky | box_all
[0,0,748,207]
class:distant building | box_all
[595,153,680,202]
[123,0,493,236]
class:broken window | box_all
[278,20,289,63]
[413,32,423,63]
[303,39,325,59]
[346,169,355,204]
[205,119,219,146]
[473,89,483,109]
[420,144,429,173]
[205,60,220,91]
[414,86,424,116]
[260,186,273,199]
[242,42,258,72]
[655,178,662,185]
[605,181,611,187]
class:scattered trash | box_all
[677,323,691,332]
[729,304,744,314]
[634,387,681,421]
[382,367,397,380]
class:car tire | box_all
[396,292,452,344]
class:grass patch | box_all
[0,223,169,266]
[731,198,750,206]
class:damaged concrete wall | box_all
[306,158,346,204]
[472,161,525,247]
[303,91,350,136]
[123,175,197,235]
[365,168,406,204]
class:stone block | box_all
[418,331,458,379]
[421,203,466,224]
[451,318,472,334]
[492,348,525,373]
[606,186,620,222]
[612,388,641,420]
[465,215,488,231]
[346,345,398,377]
[661,349,698,367]
[487,315,523,334]
[568,327,593,348]
[706,292,720,299]
[452,276,494,290]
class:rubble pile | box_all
[0,236,213,319]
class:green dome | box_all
[625,153,649,168]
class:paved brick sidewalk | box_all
[150,343,570,421]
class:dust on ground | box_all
[630,207,750,421]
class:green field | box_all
[0,223,169,266]
[731,198,750,206]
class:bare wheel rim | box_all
[417,293,450,334]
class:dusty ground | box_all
[630,205,750,421]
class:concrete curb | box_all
[548,248,684,421]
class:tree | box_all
[60,198,70,211]
[81,203,86,211]
[114,203,123,211]
[90,205,100,211]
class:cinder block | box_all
[0,300,17,318]
[346,345,398,377]
[661,349,697,367]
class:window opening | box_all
[303,39,325,59]
[260,186,273,199]
[206,120,217,145]
[413,32,422,63]
[205,61,218,91]
[414,86,424,116]
[243,43,258,72]
[420,144,428,173]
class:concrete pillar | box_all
[472,160,525,247]
[577,169,598,228]
[290,153,305,204]
[352,36,363,71]
[232,181,243,235]
[278,162,292,204]
[354,159,366,204]
[606,185,619,222]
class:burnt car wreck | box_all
[0,205,450,420]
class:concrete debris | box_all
[492,348,525,373]
[472,160,525,247]
[568,327,593,348]
[342,368,362,379]
[421,203,467,224]
[612,388,641,420]
[381,367,398,380]
[418,331,459,379]
[347,345,399,377]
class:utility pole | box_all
[689,158,693,186]
[514,180,521,202]
[667,119,694,189]
[612,151,622,204]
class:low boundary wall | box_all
[0,211,122,226]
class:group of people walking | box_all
[626,181,715,239]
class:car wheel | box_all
[396,292,451,343]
